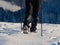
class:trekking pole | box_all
[41,0,43,36]
[20,0,23,31]
[40,10,42,36]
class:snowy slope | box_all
[0,22,60,45]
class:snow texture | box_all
[0,0,21,12]
[0,22,60,45]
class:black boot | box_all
[30,26,37,33]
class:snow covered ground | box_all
[0,22,60,45]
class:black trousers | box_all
[23,0,41,30]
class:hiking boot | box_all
[23,25,29,34]
[30,27,37,33]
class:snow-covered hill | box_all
[0,22,60,45]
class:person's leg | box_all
[23,0,32,28]
[30,0,40,32]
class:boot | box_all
[22,25,29,34]
[30,26,37,33]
